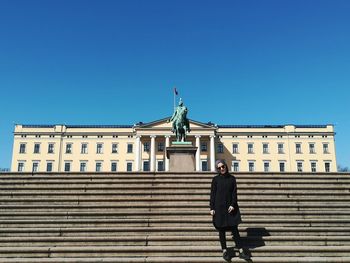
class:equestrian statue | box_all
[169,98,191,142]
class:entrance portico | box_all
[133,117,217,172]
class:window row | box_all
[231,161,332,173]
[19,143,132,154]
[226,143,330,154]
[16,160,167,173]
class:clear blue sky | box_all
[0,0,349,170]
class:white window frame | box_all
[248,161,255,172]
[112,143,118,154]
[81,143,88,154]
[95,161,103,172]
[232,161,240,172]
[96,143,103,154]
[111,161,118,172]
[48,143,55,154]
[80,162,87,172]
[278,143,284,154]
[310,161,317,172]
[263,161,270,172]
[66,143,73,154]
[18,161,25,172]
[126,161,133,172]
[232,143,239,154]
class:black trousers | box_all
[218,226,242,250]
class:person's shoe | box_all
[223,250,231,262]
[238,248,250,260]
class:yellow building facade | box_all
[11,117,337,173]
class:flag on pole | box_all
[174,87,178,96]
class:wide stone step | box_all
[0,235,349,247]
[0,245,349,257]
[0,210,349,218]
[0,217,349,227]
[0,184,350,190]
[1,202,350,209]
[1,226,349,237]
[1,195,350,202]
[2,256,350,263]
[1,188,349,195]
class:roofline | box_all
[19,124,334,129]
[218,124,331,128]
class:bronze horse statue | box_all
[169,99,191,142]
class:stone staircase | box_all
[0,172,349,262]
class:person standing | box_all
[210,159,249,261]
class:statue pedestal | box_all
[166,143,198,172]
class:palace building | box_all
[11,117,337,173]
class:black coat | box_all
[210,173,242,230]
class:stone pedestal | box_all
[166,143,198,172]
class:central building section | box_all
[134,118,217,172]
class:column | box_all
[135,135,141,171]
[195,135,201,171]
[165,135,170,171]
[150,135,156,172]
[210,135,216,172]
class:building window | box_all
[309,143,315,154]
[46,162,53,172]
[80,162,87,172]
[32,162,39,172]
[34,143,40,154]
[158,142,164,152]
[66,143,72,154]
[278,143,284,154]
[127,144,133,153]
[217,143,224,153]
[157,160,164,171]
[296,143,302,154]
[143,161,150,171]
[232,144,239,154]
[325,162,330,172]
[18,162,25,172]
[232,162,239,172]
[19,144,26,154]
[201,160,208,171]
[201,143,207,152]
[112,143,118,153]
[264,162,270,172]
[323,144,329,154]
[311,162,317,172]
[127,162,133,172]
[297,162,303,172]
[64,162,71,172]
[248,162,255,172]
[81,143,88,154]
[143,142,150,152]
[48,143,54,154]
[96,162,102,172]
[248,144,254,154]
[111,162,117,172]
[279,162,285,172]
[96,143,103,154]
[263,144,269,154]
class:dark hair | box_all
[215,159,227,170]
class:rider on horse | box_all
[169,98,191,142]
